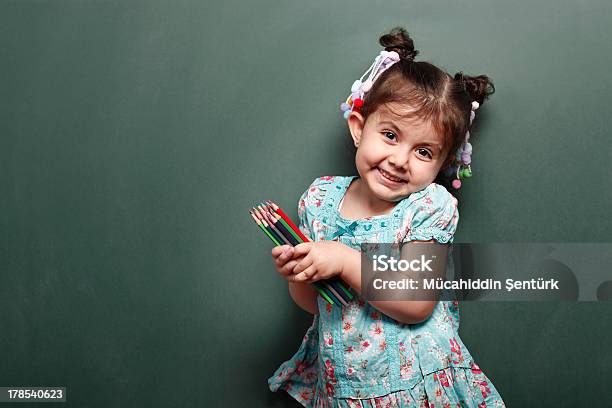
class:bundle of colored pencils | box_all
[250,200,354,306]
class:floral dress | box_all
[268,176,506,408]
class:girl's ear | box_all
[347,111,366,148]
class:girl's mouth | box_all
[377,167,407,185]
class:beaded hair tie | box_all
[444,100,479,189]
[339,50,401,120]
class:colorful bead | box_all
[458,168,469,178]
[387,51,400,61]
[353,98,364,108]
[452,179,462,189]
[464,142,472,154]
[340,103,350,112]
[343,110,351,120]
[461,152,471,164]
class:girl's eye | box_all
[383,131,397,141]
[416,148,432,159]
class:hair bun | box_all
[454,72,496,106]
[379,27,419,62]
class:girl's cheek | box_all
[363,143,384,160]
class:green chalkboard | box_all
[1,0,610,406]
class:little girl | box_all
[268,27,505,408]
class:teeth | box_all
[379,168,404,182]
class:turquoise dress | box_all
[268,175,506,408]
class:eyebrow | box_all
[379,121,443,151]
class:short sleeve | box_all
[403,184,459,244]
[297,176,335,241]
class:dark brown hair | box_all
[360,27,495,171]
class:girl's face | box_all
[347,103,450,204]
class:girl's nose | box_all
[388,149,410,170]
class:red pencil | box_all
[266,200,310,242]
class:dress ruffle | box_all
[268,316,320,405]
[273,361,505,408]
[269,318,506,408]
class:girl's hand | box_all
[271,245,305,280]
[289,241,346,283]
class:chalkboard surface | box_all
[1,1,611,406]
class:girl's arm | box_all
[273,245,319,315]
[287,281,319,315]
[339,243,437,324]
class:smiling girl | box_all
[268,27,505,408]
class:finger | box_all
[292,242,312,258]
[279,256,306,271]
[277,246,294,264]
[293,264,317,282]
[271,245,291,258]
[279,260,300,276]
[304,272,322,283]
[293,254,313,274]
[294,264,316,281]
[272,246,292,264]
